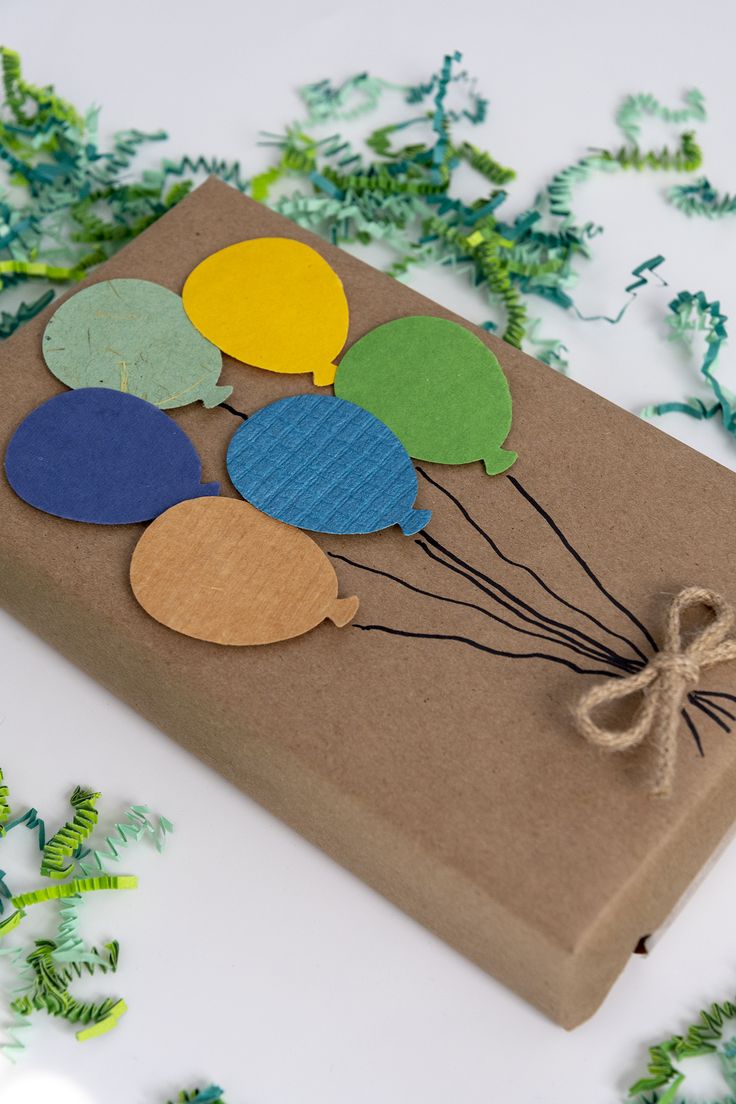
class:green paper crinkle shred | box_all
[52,895,116,970]
[630,999,736,1103]
[0,45,246,341]
[642,291,733,437]
[0,45,710,367]
[255,54,700,349]
[40,786,101,879]
[74,804,173,875]
[0,941,35,1060]
[11,939,125,1042]
[669,177,736,218]
[0,768,9,829]
[615,89,706,144]
[167,1089,227,1104]
[0,773,171,1061]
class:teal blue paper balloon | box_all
[226,394,431,535]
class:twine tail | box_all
[650,671,685,798]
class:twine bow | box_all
[575,587,736,797]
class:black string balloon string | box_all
[418,465,651,663]
[335,468,734,757]
[215,400,731,757]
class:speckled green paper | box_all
[43,279,231,409]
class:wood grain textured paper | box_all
[130,497,359,645]
[2,179,736,1027]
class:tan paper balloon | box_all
[130,497,359,646]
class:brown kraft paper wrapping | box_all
[2,178,736,1028]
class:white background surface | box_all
[2,2,736,1101]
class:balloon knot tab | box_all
[328,595,360,627]
[312,363,338,387]
[399,507,432,536]
[201,384,233,409]
[484,448,517,476]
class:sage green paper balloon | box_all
[42,278,232,409]
[334,316,517,475]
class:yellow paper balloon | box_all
[130,497,359,646]
[182,237,349,386]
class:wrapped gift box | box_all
[2,178,736,1027]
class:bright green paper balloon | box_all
[42,278,232,409]
[335,316,517,475]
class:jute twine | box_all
[575,587,736,797]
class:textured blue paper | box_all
[4,388,219,524]
[226,395,431,535]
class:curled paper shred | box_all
[0,1007,32,1063]
[573,255,667,325]
[0,942,36,1061]
[167,1089,227,1104]
[0,869,12,913]
[154,155,249,195]
[3,807,46,851]
[0,292,55,340]
[52,896,116,972]
[719,1037,736,1096]
[0,910,23,937]
[593,130,702,172]
[615,89,706,145]
[261,59,700,353]
[625,256,667,295]
[0,47,183,337]
[11,939,126,1043]
[641,291,733,437]
[74,804,173,876]
[669,177,736,218]
[525,318,569,374]
[1,875,137,937]
[301,73,406,125]
[40,786,101,880]
[0,48,707,372]
[0,768,9,830]
[629,998,736,1100]
[11,874,137,911]
[0,785,170,1061]
[0,800,47,915]
[54,938,119,982]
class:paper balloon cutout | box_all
[42,278,231,409]
[130,497,359,645]
[334,316,517,475]
[226,394,431,536]
[4,388,219,524]
[182,237,349,386]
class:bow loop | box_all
[665,587,734,657]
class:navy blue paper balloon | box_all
[226,394,431,535]
[5,388,219,524]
